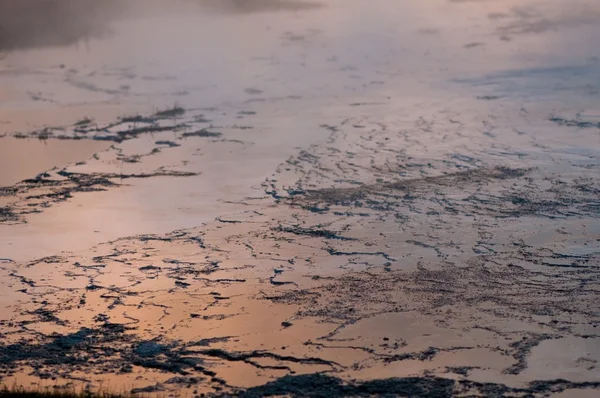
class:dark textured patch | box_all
[181,129,222,138]
[550,117,600,129]
[275,225,356,241]
[155,140,180,147]
[231,373,454,397]
[0,206,19,223]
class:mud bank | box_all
[1,0,600,396]
[1,100,599,396]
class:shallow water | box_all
[0,0,599,395]
[0,137,110,187]
[1,0,598,258]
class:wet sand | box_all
[1,0,600,396]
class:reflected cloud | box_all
[0,0,120,51]
[456,63,600,99]
[0,0,323,51]
[447,0,600,41]
[448,0,499,3]
[196,0,324,14]
[496,2,600,38]
[417,28,441,35]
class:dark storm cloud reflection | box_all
[0,0,120,51]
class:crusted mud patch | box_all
[0,107,244,224]
[2,0,600,395]
[0,169,197,224]
[230,373,600,397]
[1,107,599,395]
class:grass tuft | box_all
[0,385,126,398]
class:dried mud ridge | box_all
[11,107,218,143]
[0,107,235,224]
[1,322,599,397]
[0,169,197,224]
[1,108,599,396]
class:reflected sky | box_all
[1,0,599,260]
[1,0,599,166]
[0,0,324,52]
[197,0,324,14]
[0,4,599,393]
[0,0,597,108]
[0,0,119,51]
[457,62,600,100]
[0,137,109,187]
